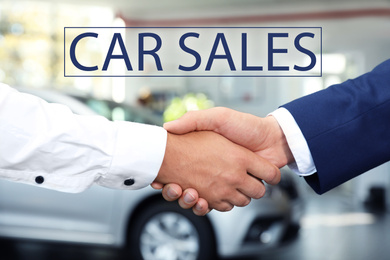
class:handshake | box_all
[152,107,294,216]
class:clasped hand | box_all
[152,107,293,216]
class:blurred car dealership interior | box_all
[1,0,390,259]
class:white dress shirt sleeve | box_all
[270,107,316,176]
[0,84,167,193]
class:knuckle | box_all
[237,197,251,207]
[221,188,235,201]
[253,186,266,199]
[228,153,247,170]
[218,204,234,212]
[212,200,234,212]
[221,173,241,187]
[236,156,247,168]
[183,110,195,118]
[265,166,281,184]
[230,174,243,186]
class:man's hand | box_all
[154,131,280,213]
[153,107,294,215]
[164,107,293,167]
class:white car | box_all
[0,87,304,260]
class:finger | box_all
[150,181,164,190]
[178,189,199,209]
[163,107,230,134]
[245,151,281,185]
[225,191,252,207]
[238,174,266,200]
[212,201,234,212]
[162,183,183,202]
[193,199,211,216]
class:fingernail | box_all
[167,187,179,198]
[195,203,203,211]
[163,121,176,128]
[184,192,196,204]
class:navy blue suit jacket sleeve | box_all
[282,59,390,194]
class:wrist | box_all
[156,133,174,184]
[156,133,188,185]
[263,115,295,167]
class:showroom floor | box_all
[259,188,390,260]
[1,188,389,260]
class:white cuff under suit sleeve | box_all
[270,107,316,176]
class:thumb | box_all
[163,110,205,134]
[164,107,226,134]
[150,181,164,190]
[163,118,195,134]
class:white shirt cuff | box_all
[97,122,167,190]
[269,107,316,176]
[0,83,167,192]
